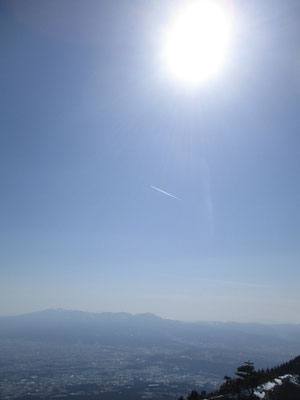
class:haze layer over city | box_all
[1,0,300,324]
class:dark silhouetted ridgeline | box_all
[181,355,300,400]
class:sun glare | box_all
[164,0,234,85]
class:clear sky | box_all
[1,0,300,322]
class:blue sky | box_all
[1,0,300,322]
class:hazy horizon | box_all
[1,307,300,325]
[1,0,300,324]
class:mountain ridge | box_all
[1,309,300,361]
[2,309,300,325]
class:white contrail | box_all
[150,185,179,199]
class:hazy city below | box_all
[1,309,300,400]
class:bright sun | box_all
[164,0,233,85]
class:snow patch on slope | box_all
[254,374,300,398]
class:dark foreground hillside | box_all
[182,355,300,400]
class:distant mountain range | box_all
[1,309,300,358]
[1,310,300,400]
